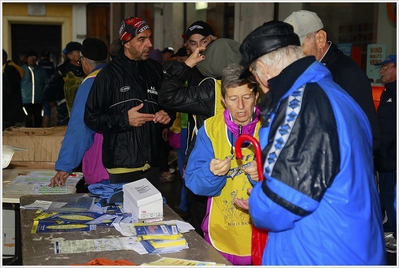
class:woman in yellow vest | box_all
[185,63,262,265]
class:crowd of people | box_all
[2,9,396,265]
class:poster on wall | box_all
[366,44,386,83]
[337,43,352,58]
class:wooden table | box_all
[20,194,231,266]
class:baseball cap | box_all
[239,21,300,78]
[119,16,150,44]
[65,42,82,55]
[374,55,396,66]
[162,47,174,54]
[186,21,215,39]
[284,10,324,45]
[81,38,108,61]
[64,41,82,55]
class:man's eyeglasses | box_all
[77,56,84,65]
[380,65,395,71]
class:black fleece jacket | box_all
[321,42,381,151]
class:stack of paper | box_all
[30,205,123,233]
[3,170,80,195]
[2,145,26,169]
[134,222,188,254]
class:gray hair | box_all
[221,63,257,96]
[251,45,304,74]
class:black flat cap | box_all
[81,38,108,61]
[239,21,300,78]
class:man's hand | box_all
[233,188,253,211]
[49,170,70,187]
[162,128,169,141]
[154,110,171,125]
[128,103,156,127]
[184,47,206,68]
[210,157,232,176]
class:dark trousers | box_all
[160,138,171,173]
[188,194,208,237]
[109,166,160,191]
[23,103,43,127]
[379,171,397,236]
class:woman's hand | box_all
[210,157,232,176]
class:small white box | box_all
[123,178,163,219]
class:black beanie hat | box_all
[81,38,108,61]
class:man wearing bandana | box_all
[84,17,174,189]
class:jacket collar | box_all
[268,56,316,110]
[320,42,341,67]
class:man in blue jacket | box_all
[235,20,386,265]
[49,38,109,189]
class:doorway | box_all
[11,24,62,66]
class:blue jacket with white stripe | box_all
[251,56,386,265]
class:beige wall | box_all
[234,3,275,43]
[2,3,74,56]
[376,2,396,55]
[3,2,396,61]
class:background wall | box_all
[2,2,396,70]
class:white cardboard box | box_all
[123,178,163,219]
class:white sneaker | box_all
[385,234,397,253]
[382,211,388,224]
[385,232,394,241]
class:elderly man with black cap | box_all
[84,17,173,189]
[49,38,109,189]
[234,21,386,265]
[43,41,85,126]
